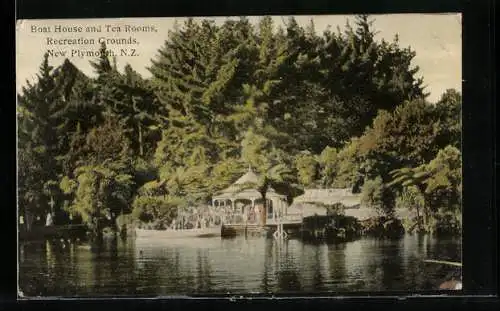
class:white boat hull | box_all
[135,227,221,239]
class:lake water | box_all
[18,234,461,297]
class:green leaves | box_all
[388,145,462,233]
[423,145,462,195]
[89,42,113,78]
[389,145,461,196]
[18,54,79,218]
[83,115,132,165]
[395,185,424,212]
[59,176,77,195]
[361,176,384,210]
[132,195,185,227]
[241,128,272,171]
[294,151,319,187]
[63,163,135,225]
[209,158,246,193]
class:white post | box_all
[273,199,276,222]
[272,198,288,240]
[230,199,234,224]
[243,200,247,226]
[49,197,55,213]
[251,199,255,224]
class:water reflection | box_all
[19,234,461,297]
[260,238,273,293]
[327,243,350,291]
[274,240,301,292]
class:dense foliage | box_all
[17,15,461,239]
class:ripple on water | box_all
[18,235,461,296]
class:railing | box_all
[282,213,303,222]
[266,213,303,225]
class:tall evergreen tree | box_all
[18,54,65,222]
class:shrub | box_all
[361,177,384,210]
[131,195,186,229]
[360,216,404,238]
[325,202,347,216]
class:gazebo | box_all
[211,167,288,225]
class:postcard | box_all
[16,14,462,298]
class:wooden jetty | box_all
[221,213,303,239]
[221,224,265,237]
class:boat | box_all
[438,279,462,290]
[135,226,221,239]
[423,259,462,290]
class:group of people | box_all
[169,206,221,230]
[168,204,264,229]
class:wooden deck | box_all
[221,213,304,238]
[221,224,266,237]
[265,213,303,226]
[222,213,303,226]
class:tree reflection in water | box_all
[19,234,461,296]
[273,239,301,292]
[380,240,404,291]
[311,244,322,291]
[195,248,213,293]
[260,238,274,293]
[326,242,348,292]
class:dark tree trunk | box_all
[416,183,428,232]
[415,204,421,231]
[111,213,118,233]
[260,192,267,226]
[422,195,431,233]
[138,122,144,157]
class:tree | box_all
[18,54,66,224]
[423,145,462,233]
[433,89,462,150]
[57,112,135,239]
[149,18,256,131]
[358,95,461,180]
[294,151,319,187]
[132,195,185,229]
[240,127,300,206]
[332,137,364,191]
[316,15,426,149]
[89,43,123,123]
[318,146,338,188]
[90,42,113,80]
[361,176,384,213]
[84,115,132,165]
[60,163,135,240]
[50,59,99,155]
[107,64,166,158]
[389,145,462,233]
[209,158,246,194]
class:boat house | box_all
[289,188,415,221]
[211,167,288,226]
[289,188,368,218]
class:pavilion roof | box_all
[213,167,284,200]
[233,168,260,185]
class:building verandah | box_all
[211,168,288,226]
